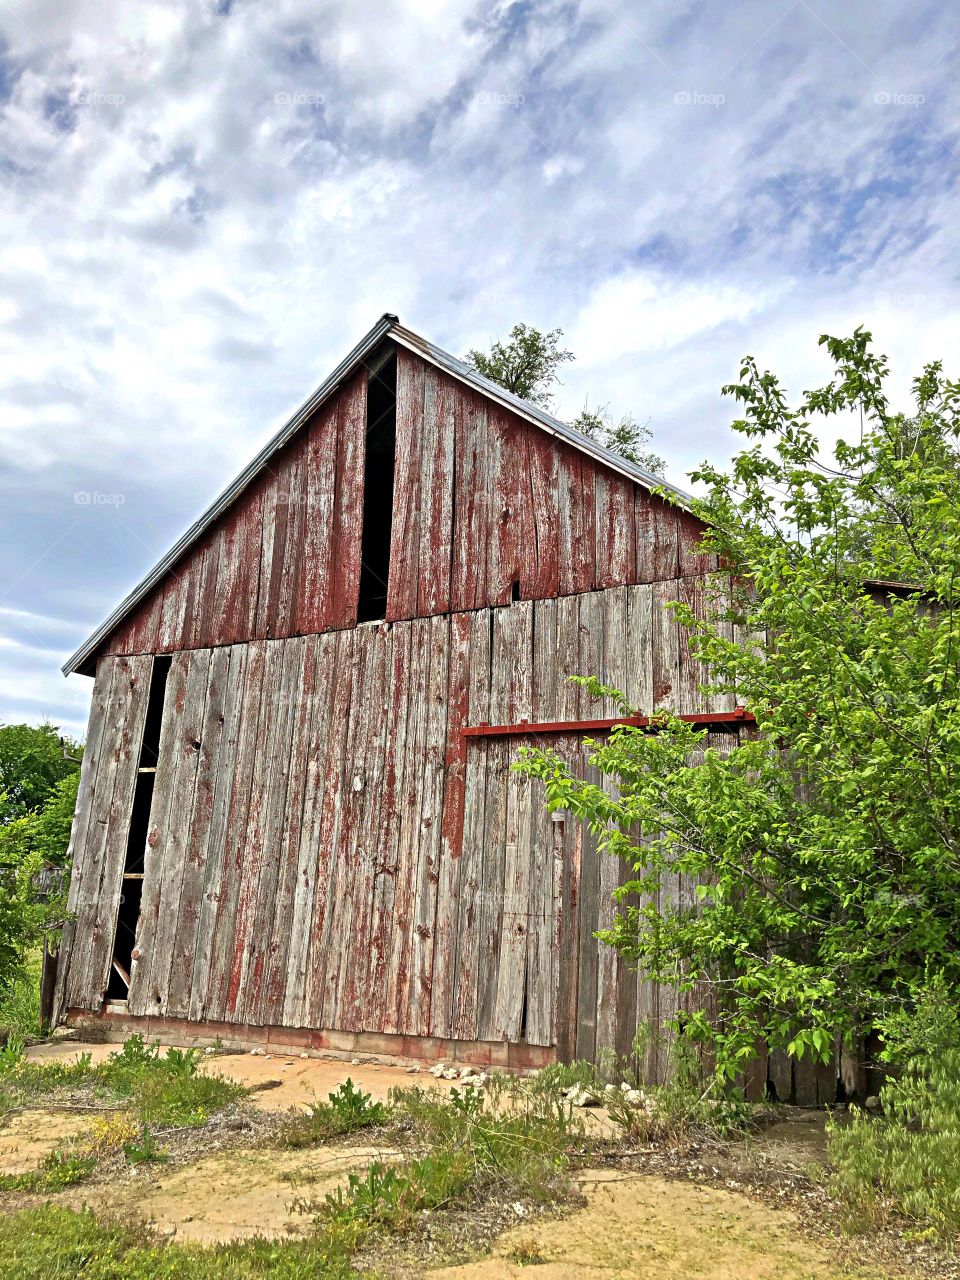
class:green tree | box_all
[465,323,573,407]
[0,724,80,825]
[516,328,960,1080]
[571,403,665,475]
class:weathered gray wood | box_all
[281,633,333,1028]
[368,623,411,1033]
[188,644,247,1021]
[148,649,212,1015]
[239,638,303,1024]
[304,629,354,1028]
[428,610,470,1039]
[69,655,152,1009]
[223,640,284,1020]
[201,639,265,1022]
[262,635,319,1024]
[128,652,191,1015]
[477,738,510,1041]
[166,644,233,1017]
[54,657,117,1020]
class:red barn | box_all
[55,314,752,1079]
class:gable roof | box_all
[63,314,695,677]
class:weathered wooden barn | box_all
[55,314,780,1088]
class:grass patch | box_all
[300,1080,581,1247]
[277,1078,390,1148]
[0,1035,246,1130]
[0,1206,356,1279]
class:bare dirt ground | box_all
[4,1041,937,1278]
[428,1169,874,1280]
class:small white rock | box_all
[351,1058,361,1066]
[442,1068,459,1080]
[300,1052,310,1059]
[428,1063,446,1078]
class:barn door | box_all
[455,732,655,1065]
[55,654,153,1016]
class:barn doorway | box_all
[357,347,397,622]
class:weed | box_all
[0,1148,95,1193]
[78,1111,141,1157]
[278,1077,390,1148]
[122,1128,167,1165]
[510,1238,547,1265]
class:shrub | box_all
[828,1049,960,1240]
[278,1077,390,1148]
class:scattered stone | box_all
[203,1047,216,1055]
[351,1058,361,1066]
[459,1067,475,1080]
[865,1095,881,1111]
[428,1063,447,1078]
[442,1068,460,1081]
[300,1052,310,1059]
[406,1065,421,1074]
[249,1047,265,1056]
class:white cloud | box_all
[1,0,958,733]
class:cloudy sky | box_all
[1,0,957,738]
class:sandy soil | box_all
[429,1170,883,1280]
[27,1039,444,1109]
[9,1043,912,1276]
[0,1110,90,1175]
[60,1142,402,1244]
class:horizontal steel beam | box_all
[462,707,755,738]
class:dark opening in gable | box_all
[357,347,397,623]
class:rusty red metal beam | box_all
[462,706,755,739]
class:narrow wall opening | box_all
[357,349,397,623]
[105,655,171,1001]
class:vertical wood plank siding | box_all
[64,582,734,1072]
[103,352,714,661]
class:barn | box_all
[54,313,761,1085]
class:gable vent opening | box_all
[357,349,397,623]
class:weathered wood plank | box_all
[147,649,212,1015]
[282,632,335,1028]
[127,652,191,1015]
[261,635,319,1024]
[188,644,247,1020]
[224,640,284,1019]
[305,630,354,1027]
[450,388,489,613]
[387,350,423,621]
[295,400,339,635]
[54,657,118,1020]
[238,638,304,1024]
[428,610,471,1039]
[200,639,265,1022]
[165,645,233,1017]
